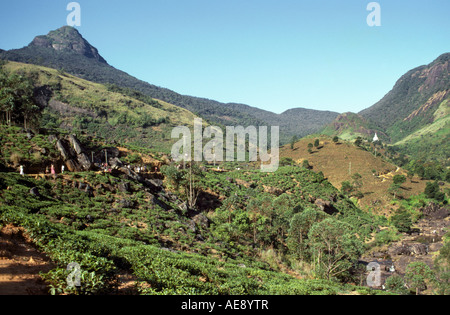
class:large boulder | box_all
[109,157,123,169]
[104,147,120,159]
[119,167,144,183]
[68,134,84,155]
[65,159,79,172]
[77,153,92,171]
[56,140,71,160]
[55,135,92,171]
[118,182,131,193]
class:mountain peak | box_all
[29,26,107,64]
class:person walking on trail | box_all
[51,164,56,175]
[61,165,65,174]
[20,165,24,176]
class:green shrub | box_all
[391,208,413,233]
[374,228,400,246]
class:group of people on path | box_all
[19,161,159,177]
[18,164,65,177]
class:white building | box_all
[373,133,379,142]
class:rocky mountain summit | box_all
[0,26,340,144]
[29,26,107,64]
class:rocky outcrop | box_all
[68,135,83,155]
[314,198,339,215]
[421,202,450,220]
[30,26,108,64]
[56,140,71,161]
[389,243,429,257]
[77,153,93,171]
[55,134,92,172]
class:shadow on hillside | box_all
[196,191,222,212]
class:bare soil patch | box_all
[0,225,54,295]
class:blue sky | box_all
[1,0,449,114]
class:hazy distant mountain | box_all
[217,103,339,143]
[0,26,339,144]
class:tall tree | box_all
[288,208,327,260]
[0,65,38,127]
[0,67,15,125]
[308,218,364,280]
[314,139,320,148]
[290,135,298,150]
[184,162,204,209]
[405,262,435,295]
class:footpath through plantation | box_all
[0,160,381,295]
[0,125,449,295]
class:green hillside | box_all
[321,112,388,142]
[359,53,450,143]
[3,61,199,153]
[0,124,388,295]
[320,53,450,164]
[391,99,450,162]
[0,26,339,144]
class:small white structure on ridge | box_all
[373,133,379,142]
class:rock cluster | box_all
[55,134,92,172]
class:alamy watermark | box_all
[367,2,381,27]
[66,262,81,288]
[67,2,380,29]
[366,262,382,287]
[67,2,81,27]
[171,119,280,172]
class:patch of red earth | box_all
[0,225,54,295]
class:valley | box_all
[0,26,449,296]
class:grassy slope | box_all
[4,61,199,153]
[280,136,431,215]
[393,99,449,158]
[320,112,385,142]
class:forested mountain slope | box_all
[0,26,339,143]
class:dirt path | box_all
[0,225,54,295]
